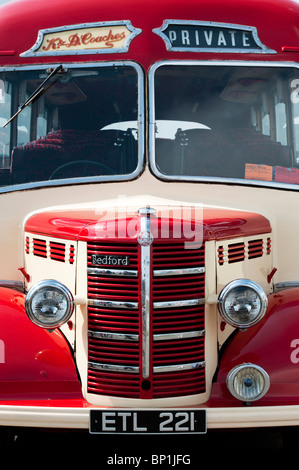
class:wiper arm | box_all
[3,64,64,128]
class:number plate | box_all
[90,409,206,434]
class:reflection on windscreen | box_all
[0,65,139,187]
[153,65,299,186]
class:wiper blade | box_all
[3,64,64,128]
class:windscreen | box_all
[152,64,299,187]
[0,63,141,188]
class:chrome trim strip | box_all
[0,61,144,194]
[154,266,205,277]
[273,281,299,292]
[148,60,299,192]
[87,267,138,277]
[0,280,24,292]
[88,361,139,374]
[88,299,138,310]
[138,207,155,379]
[153,330,205,341]
[153,361,205,374]
[88,330,139,342]
[153,298,205,309]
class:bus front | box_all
[0,0,298,438]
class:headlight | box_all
[218,279,268,328]
[226,363,270,402]
[25,280,74,329]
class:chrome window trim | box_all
[0,61,144,194]
[148,60,299,191]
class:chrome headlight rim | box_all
[218,279,268,328]
[25,279,74,329]
[226,363,270,402]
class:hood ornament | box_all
[137,207,155,246]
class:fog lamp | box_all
[218,279,267,328]
[226,363,270,402]
[25,280,74,329]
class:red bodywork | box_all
[0,0,298,71]
[25,208,272,241]
[210,288,299,406]
[0,287,82,400]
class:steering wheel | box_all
[49,159,116,180]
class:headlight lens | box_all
[25,280,74,329]
[218,279,268,328]
[226,363,270,402]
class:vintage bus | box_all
[0,0,299,441]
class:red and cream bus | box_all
[0,0,299,440]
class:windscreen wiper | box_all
[3,64,64,128]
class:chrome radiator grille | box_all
[86,233,206,399]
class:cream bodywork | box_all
[0,167,298,428]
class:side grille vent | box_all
[248,239,263,259]
[49,241,66,263]
[33,238,47,258]
[25,235,75,264]
[228,242,245,264]
[218,236,271,265]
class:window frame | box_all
[0,61,145,194]
[148,60,299,191]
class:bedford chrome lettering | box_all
[153,20,276,54]
[91,255,130,266]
